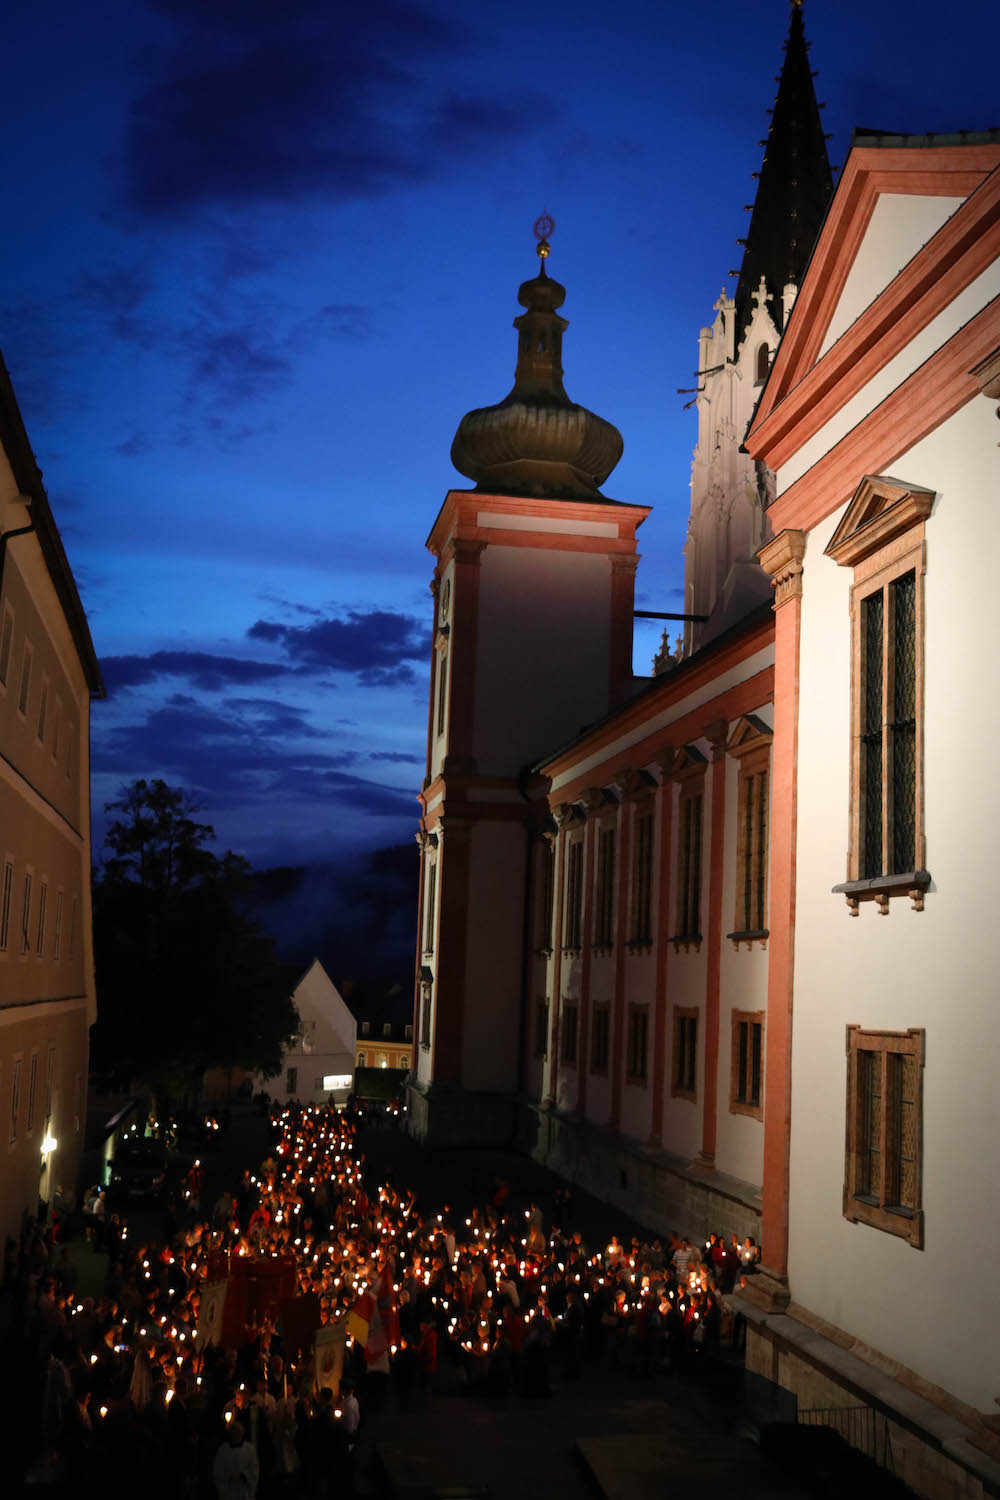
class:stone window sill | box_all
[670,934,703,954]
[846,1193,923,1248]
[727,929,768,951]
[832,869,930,915]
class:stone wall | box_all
[518,1100,761,1244]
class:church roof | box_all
[733,3,833,351]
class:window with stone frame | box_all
[538,840,556,953]
[286,1066,297,1095]
[419,984,432,1049]
[826,476,932,914]
[423,861,437,954]
[535,998,549,1059]
[730,1010,764,1119]
[0,859,13,951]
[629,809,654,946]
[674,763,706,945]
[626,1005,648,1084]
[672,1007,697,1101]
[0,603,13,687]
[590,1003,610,1074]
[727,716,772,942]
[593,826,616,949]
[564,839,584,951]
[845,1026,924,1248]
[561,1002,578,1066]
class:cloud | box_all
[247,607,428,683]
[93,696,415,828]
[369,750,422,764]
[116,432,152,458]
[122,4,554,217]
[100,649,292,694]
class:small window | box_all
[67,896,79,960]
[404,1023,413,1040]
[436,649,448,738]
[36,881,47,956]
[538,842,555,951]
[357,1051,367,1068]
[629,811,654,946]
[736,757,769,934]
[590,1004,610,1075]
[18,642,32,716]
[27,1053,38,1134]
[561,1002,578,1066]
[420,983,433,1049]
[52,697,62,761]
[360,1020,370,1036]
[564,840,583,951]
[286,1066,298,1095]
[10,1057,22,1142]
[675,786,704,941]
[731,1010,764,1118]
[594,827,616,948]
[672,1007,698,1100]
[53,890,64,960]
[0,605,13,686]
[20,873,32,954]
[534,998,549,1059]
[756,342,770,383]
[424,862,437,954]
[626,1005,649,1083]
[845,1026,924,1247]
[0,860,13,951]
[37,678,49,744]
[383,1022,391,1038]
[46,1045,56,1122]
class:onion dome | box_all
[450,219,623,500]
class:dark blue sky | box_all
[3,0,995,866]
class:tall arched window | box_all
[756,343,770,383]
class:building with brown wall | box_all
[0,353,103,1251]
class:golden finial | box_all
[533,212,554,260]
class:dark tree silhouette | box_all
[91,779,299,1102]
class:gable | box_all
[817,194,965,358]
[825,475,934,568]
[746,141,1000,476]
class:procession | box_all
[5,1099,759,1498]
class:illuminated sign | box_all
[322,1074,353,1092]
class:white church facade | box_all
[407,5,1000,1492]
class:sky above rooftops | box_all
[2,0,995,867]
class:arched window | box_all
[357,1051,366,1068]
[756,343,770,383]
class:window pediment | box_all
[726,714,772,758]
[671,744,708,782]
[825,475,934,569]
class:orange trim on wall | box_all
[577,816,598,1118]
[649,767,673,1146]
[425,488,650,560]
[764,296,1000,536]
[548,667,775,806]
[759,589,802,1285]
[609,805,632,1130]
[432,823,473,1086]
[750,174,1000,470]
[700,738,727,1165]
[754,148,1000,427]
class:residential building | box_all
[0,353,103,1251]
[265,959,356,1107]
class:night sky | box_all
[3,0,995,871]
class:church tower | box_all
[683,2,833,654]
[409,225,650,1145]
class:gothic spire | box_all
[733,2,833,350]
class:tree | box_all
[91,779,299,1103]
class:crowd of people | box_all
[2,1101,760,1497]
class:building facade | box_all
[0,354,103,1252]
[740,130,1000,1496]
[268,959,357,1108]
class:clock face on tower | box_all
[440,578,451,621]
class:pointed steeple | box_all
[733,2,833,350]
